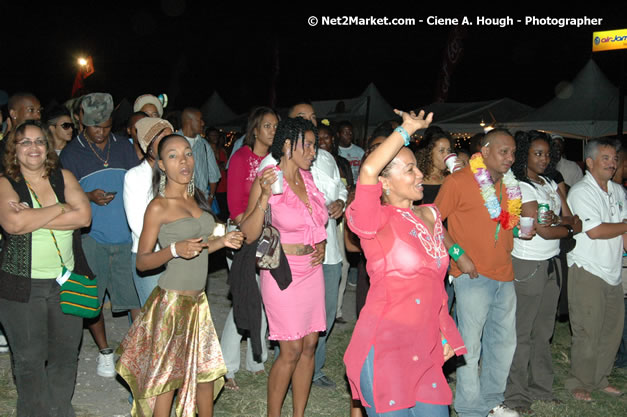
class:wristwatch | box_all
[563,224,574,239]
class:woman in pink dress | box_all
[240,117,328,417]
[344,110,467,416]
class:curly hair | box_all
[4,120,59,182]
[270,117,318,161]
[415,125,452,180]
[244,106,278,149]
[512,130,558,187]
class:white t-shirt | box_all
[512,178,561,260]
[338,143,364,185]
[567,172,627,286]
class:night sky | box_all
[2,4,625,115]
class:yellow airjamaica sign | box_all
[593,28,627,52]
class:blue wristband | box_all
[394,126,411,146]
[442,339,448,345]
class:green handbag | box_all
[26,181,101,319]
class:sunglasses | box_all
[56,122,74,130]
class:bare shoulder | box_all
[414,204,436,225]
[145,196,169,220]
[60,169,79,184]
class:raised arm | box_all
[359,110,433,185]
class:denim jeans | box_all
[130,252,161,307]
[81,235,139,311]
[0,279,83,417]
[360,346,449,417]
[313,262,342,381]
[453,274,517,417]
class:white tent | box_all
[418,98,535,134]
[505,59,627,139]
[200,91,241,129]
[311,83,398,139]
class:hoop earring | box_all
[187,173,195,196]
[159,171,167,197]
[286,149,292,159]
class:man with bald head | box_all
[7,92,42,127]
[436,129,521,417]
[0,93,43,170]
[177,107,220,204]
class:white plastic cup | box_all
[444,153,461,173]
[271,169,284,195]
[519,217,534,237]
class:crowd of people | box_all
[0,90,624,417]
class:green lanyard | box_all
[25,181,66,268]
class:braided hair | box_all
[512,130,558,187]
[270,117,318,160]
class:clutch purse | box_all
[256,206,281,269]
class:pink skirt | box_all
[260,254,326,340]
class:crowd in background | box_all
[0,90,625,417]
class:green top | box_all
[30,190,74,279]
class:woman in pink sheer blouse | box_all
[344,110,466,417]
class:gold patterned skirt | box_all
[115,287,226,417]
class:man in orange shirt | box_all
[435,129,520,417]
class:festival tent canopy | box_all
[200,91,241,129]
[418,98,535,134]
[505,59,627,139]
[311,82,398,138]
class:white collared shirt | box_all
[311,149,348,265]
[567,172,627,285]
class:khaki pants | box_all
[505,256,561,408]
[565,265,624,392]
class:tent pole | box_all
[618,50,625,141]
[364,95,371,148]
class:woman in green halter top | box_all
[116,134,244,417]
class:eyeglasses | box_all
[17,139,47,147]
[56,122,74,130]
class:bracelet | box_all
[170,242,179,258]
[394,126,411,146]
[513,226,519,238]
[448,243,465,262]
[58,202,65,214]
[257,201,268,213]
[442,338,448,346]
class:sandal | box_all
[601,385,623,397]
[572,388,592,402]
[224,378,240,391]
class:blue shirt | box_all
[60,133,140,244]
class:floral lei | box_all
[469,153,521,231]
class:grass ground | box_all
[1,321,626,416]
